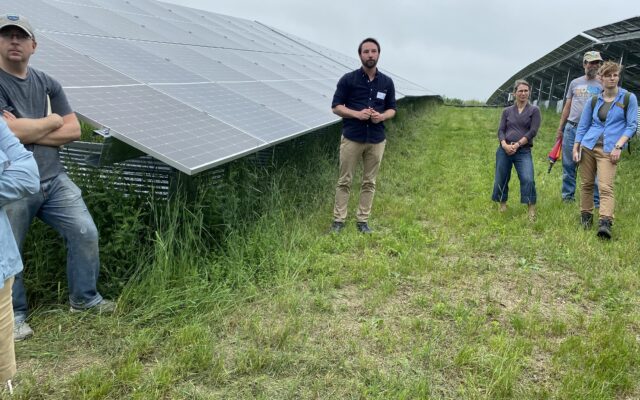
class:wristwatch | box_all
[614,144,623,150]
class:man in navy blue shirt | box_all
[330,38,396,234]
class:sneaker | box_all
[562,197,575,203]
[356,222,373,234]
[597,218,612,239]
[14,320,34,341]
[70,299,117,314]
[330,221,345,233]
[499,202,507,212]
[580,212,593,229]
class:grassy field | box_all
[6,102,640,399]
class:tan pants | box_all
[0,277,15,382]
[333,136,386,223]
[579,145,617,219]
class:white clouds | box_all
[163,0,639,100]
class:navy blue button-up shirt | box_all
[331,68,397,143]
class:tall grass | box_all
[11,100,640,399]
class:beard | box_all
[586,68,598,79]
[363,58,377,68]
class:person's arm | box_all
[33,112,81,146]
[573,98,595,162]
[332,104,373,121]
[0,122,39,207]
[610,93,639,164]
[556,98,572,139]
[521,106,541,145]
[2,110,63,144]
[497,108,517,155]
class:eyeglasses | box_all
[0,31,32,41]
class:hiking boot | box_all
[330,221,345,233]
[70,299,117,314]
[356,222,373,234]
[13,320,34,341]
[596,218,612,239]
[580,212,593,229]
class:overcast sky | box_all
[162,1,639,101]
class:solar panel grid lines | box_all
[65,85,265,174]
[49,1,171,42]
[30,34,140,87]
[220,81,336,129]
[149,82,309,142]
[192,47,287,81]
[47,32,208,84]
[83,0,155,17]
[131,42,253,82]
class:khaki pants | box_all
[579,145,617,219]
[333,136,386,223]
[0,277,15,382]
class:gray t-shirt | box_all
[0,67,73,182]
[566,76,602,123]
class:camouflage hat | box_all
[583,51,603,63]
[0,14,35,39]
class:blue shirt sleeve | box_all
[385,78,397,111]
[575,98,595,144]
[331,74,350,109]
[0,119,40,207]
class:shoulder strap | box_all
[623,91,631,120]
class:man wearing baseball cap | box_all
[556,51,603,208]
[0,14,115,342]
[0,14,35,40]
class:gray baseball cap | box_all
[0,14,35,39]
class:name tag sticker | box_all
[376,91,386,100]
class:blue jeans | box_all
[562,123,599,206]
[492,146,536,204]
[5,173,103,321]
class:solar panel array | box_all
[488,16,640,106]
[5,0,432,175]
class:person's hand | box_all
[370,110,385,124]
[2,110,16,121]
[502,142,517,155]
[610,148,622,164]
[47,113,64,130]
[355,108,373,121]
[573,147,581,163]
[556,127,564,140]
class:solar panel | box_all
[30,36,139,87]
[11,0,432,175]
[220,81,335,129]
[66,85,264,173]
[151,83,308,142]
[46,32,206,84]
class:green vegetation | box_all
[8,102,640,399]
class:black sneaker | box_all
[597,218,612,239]
[356,222,373,234]
[580,212,593,229]
[330,221,345,233]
